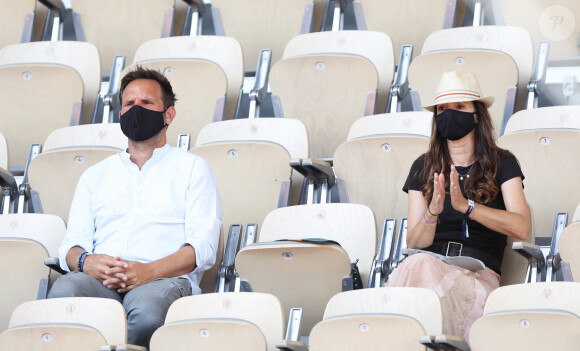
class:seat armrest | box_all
[511,241,545,271]
[100,344,147,351]
[275,340,308,351]
[45,257,68,276]
[421,335,470,351]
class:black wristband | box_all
[77,252,88,272]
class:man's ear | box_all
[165,106,177,125]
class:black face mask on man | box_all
[435,109,476,141]
[120,105,168,141]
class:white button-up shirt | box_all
[58,144,222,294]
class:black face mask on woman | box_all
[436,109,476,141]
[120,105,167,141]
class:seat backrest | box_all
[210,0,313,71]
[9,297,128,345]
[283,30,394,114]
[270,54,378,158]
[0,131,8,170]
[347,112,432,140]
[27,146,121,224]
[195,118,309,159]
[558,222,580,280]
[359,0,454,60]
[0,213,66,257]
[190,141,292,292]
[333,134,430,239]
[259,203,376,287]
[0,64,84,171]
[503,106,580,133]
[483,282,580,315]
[0,41,101,124]
[0,0,35,48]
[68,0,174,73]
[408,49,518,139]
[421,26,533,112]
[0,323,109,350]
[133,36,244,120]
[123,60,227,147]
[44,124,127,151]
[164,292,284,351]
[498,129,580,239]
[499,203,535,286]
[497,0,580,59]
[0,238,50,331]
[324,287,443,335]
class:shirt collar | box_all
[120,143,171,168]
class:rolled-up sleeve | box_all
[184,157,222,274]
[57,170,96,271]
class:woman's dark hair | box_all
[420,101,512,204]
[119,66,177,110]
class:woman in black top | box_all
[386,70,530,339]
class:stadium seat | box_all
[190,140,294,292]
[150,292,302,351]
[333,112,431,240]
[421,25,534,114]
[469,282,580,350]
[63,0,174,74]
[209,0,314,71]
[270,54,378,158]
[132,35,244,120]
[408,49,518,138]
[26,125,126,223]
[356,0,457,60]
[0,238,50,331]
[283,30,395,114]
[0,63,84,173]
[0,41,101,124]
[499,107,580,240]
[0,0,35,48]
[310,287,445,351]
[235,203,377,335]
[494,0,580,60]
[558,221,580,281]
[1,297,145,350]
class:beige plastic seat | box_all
[0,64,84,171]
[421,26,533,112]
[2,297,144,350]
[122,59,227,148]
[0,41,101,124]
[333,113,431,239]
[499,114,580,240]
[0,0,35,48]
[0,132,7,171]
[283,30,394,114]
[359,0,456,60]
[210,0,313,71]
[68,0,174,73]
[408,49,518,138]
[27,146,122,223]
[497,0,580,59]
[309,287,442,351]
[558,221,580,280]
[133,35,244,120]
[502,105,580,132]
[150,292,286,351]
[190,141,293,293]
[469,282,580,350]
[236,203,377,335]
[0,238,50,331]
[270,54,378,158]
[43,123,127,151]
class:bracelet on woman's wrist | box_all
[427,206,438,217]
[423,211,438,224]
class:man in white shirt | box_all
[48,67,222,348]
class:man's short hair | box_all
[119,66,177,110]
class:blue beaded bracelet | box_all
[78,252,88,272]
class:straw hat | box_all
[423,69,495,112]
